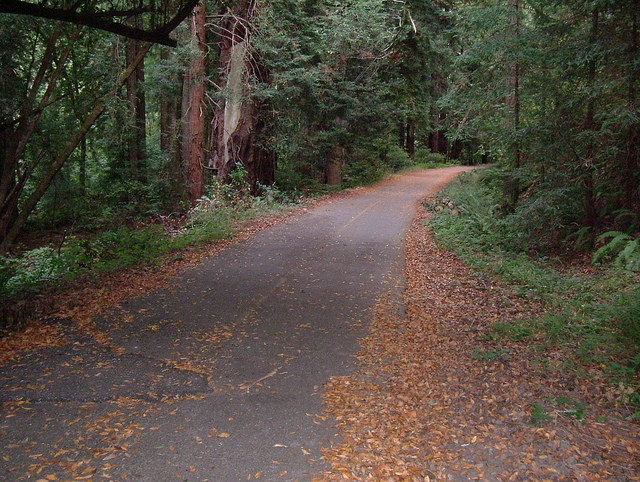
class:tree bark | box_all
[429,130,447,155]
[0,0,201,47]
[126,34,147,185]
[326,146,345,186]
[181,2,207,205]
[160,49,183,206]
[209,0,275,191]
[405,119,415,158]
[508,0,522,209]
[583,8,599,228]
[0,42,152,253]
[624,2,640,220]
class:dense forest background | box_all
[1,0,639,303]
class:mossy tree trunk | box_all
[209,0,275,192]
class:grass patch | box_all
[531,397,588,426]
[1,185,299,304]
[429,168,640,416]
[472,346,511,361]
[491,321,534,341]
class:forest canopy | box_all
[0,0,638,260]
[0,0,200,46]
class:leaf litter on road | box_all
[3,179,638,480]
[1,208,311,480]
[318,203,640,481]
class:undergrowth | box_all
[0,181,298,304]
[428,168,640,420]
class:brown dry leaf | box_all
[0,202,311,367]
[319,204,640,481]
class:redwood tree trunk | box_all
[0,128,18,242]
[126,34,147,185]
[181,2,207,205]
[209,0,275,191]
[326,146,345,186]
[429,130,447,155]
[508,0,522,209]
[160,48,183,206]
[405,119,415,158]
[624,4,640,221]
[583,8,599,228]
[429,111,448,155]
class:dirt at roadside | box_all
[320,205,640,481]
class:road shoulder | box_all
[320,200,640,480]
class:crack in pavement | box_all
[0,167,474,481]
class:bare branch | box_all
[0,0,200,47]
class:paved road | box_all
[0,167,472,481]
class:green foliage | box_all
[439,0,640,237]
[607,288,640,348]
[430,168,640,410]
[0,248,73,297]
[492,321,534,341]
[530,388,600,427]
[254,0,448,192]
[382,145,413,172]
[414,148,448,166]
[431,167,593,256]
[531,403,552,425]
[473,346,511,361]
[343,158,387,187]
[275,165,327,194]
[548,396,588,422]
[0,185,297,303]
[429,170,510,253]
[593,232,640,271]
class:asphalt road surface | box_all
[1,167,473,481]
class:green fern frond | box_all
[593,231,640,271]
[615,238,640,271]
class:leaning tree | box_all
[0,0,200,252]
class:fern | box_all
[617,238,640,271]
[593,231,640,271]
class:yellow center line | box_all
[337,188,407,234]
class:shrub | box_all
[608,287,640,348]
[593,232,640,271]
[383,144,413,171]
[429,167,640,407]
[414,148,448,165]
[0,247,75,298]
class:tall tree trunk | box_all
[508,0,522,209]
[326,146,345,186]
[429,111,448,155]
[0,42,152,253]
[160,49,184,206]
[79,137,87,196]
[583,8,599,228]
[405,119,415,158]
[126,34,147,185]
[449,139,463,159]
[0,127,18,243]
[209,0,275,191]
[624,1,640,221]
[181,2,207,205]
